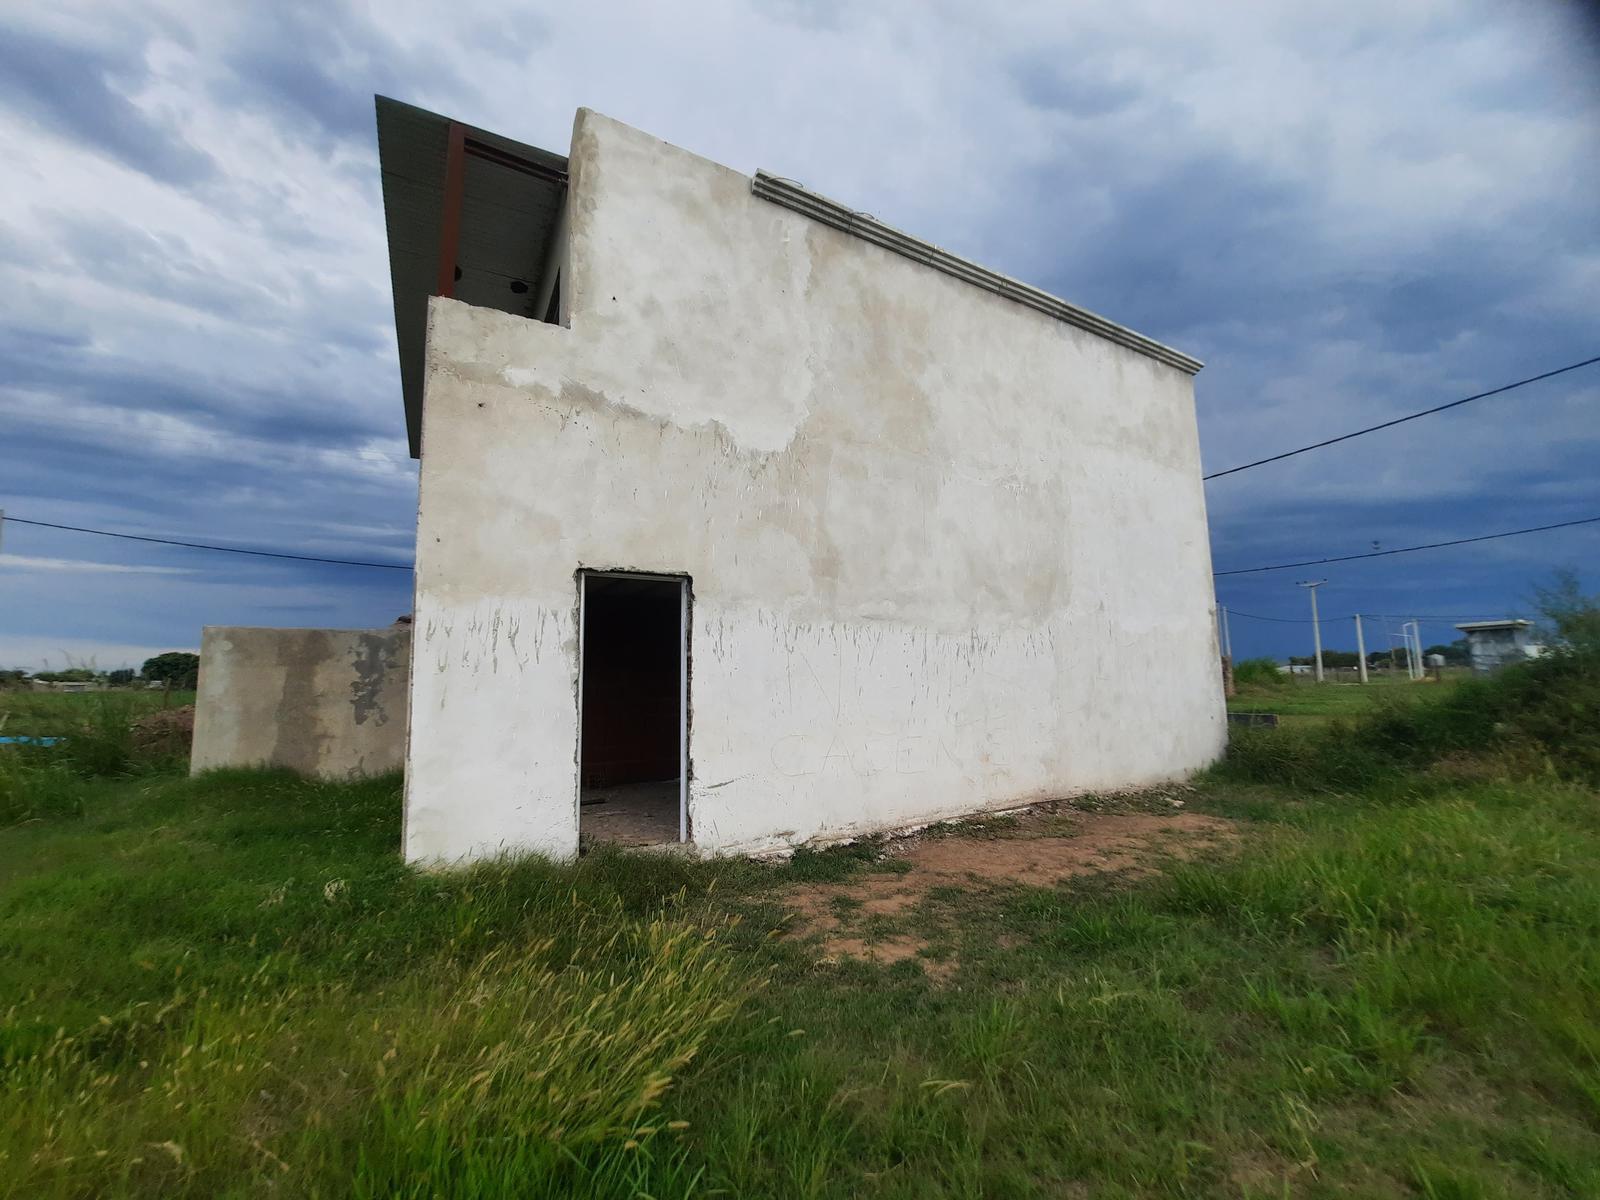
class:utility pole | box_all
[1218,604,1235,697]
[1297,580,1327,683]
[1354,614,1369,684]
[1400,620,1421,680]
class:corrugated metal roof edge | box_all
[751,171,1203,376]
[375,95,571,175]
[375,95,571,456]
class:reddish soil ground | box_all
[781,798,1236,978]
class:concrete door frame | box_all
[575,568,691,844]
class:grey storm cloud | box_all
[0,323,392,452]
[1025,150,1312,342]
[0,21,215,185]
[1010,58,1142,119]
[215,2,475,145]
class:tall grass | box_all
[57,694,141,776]
[1232,656,1288,688]
[0,689,195,735]
[0,694,189,824]
[4,907,754,1198]
[0,752,86,824]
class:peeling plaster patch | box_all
[502,366,544,389]
[349,631,398,725]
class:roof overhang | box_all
[375,96,569,457]
[1454,620,1533,632]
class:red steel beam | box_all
[464,136,567,185]
[434,121,466,298]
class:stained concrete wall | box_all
[405,109,1226,864]
[192,626,410,779]
[1462,626,1541,673]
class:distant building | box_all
[1454,620,1542,673]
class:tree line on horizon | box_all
[0,651,199,690]
[1284,639,1471,669]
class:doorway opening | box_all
[578,571,688,847]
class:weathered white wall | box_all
[404,109,1225,864]
[192,626,409,780]
[1463,626,1540,673]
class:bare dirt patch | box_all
[782,800,1236,979]
[131,704,195,757]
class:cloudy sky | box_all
[1,1,1596,670]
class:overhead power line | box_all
[0,516,414,571]
[1204,354,1600,481]
[6,508,1598,582]
[1213,515,1600,577]
[1221,609,1323,624]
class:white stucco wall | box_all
[404,109,1226,864]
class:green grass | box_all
[1222,647,1600,793]
[1,691,195,822]
[4,656,1600,1196]
[1228,673,1461,726]
[0,689,197,736]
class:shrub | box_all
[56,695,139,777]
[1232,657,1287,688]
[1532,568,1600,655]
[1479,648,1600,781]
[1218,720,1399,793]
[1220,640,1600,789]
[1387,574,1600,782]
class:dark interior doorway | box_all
[579,572,685,846]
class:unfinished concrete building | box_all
[1455,619,1544,673]
[376,98,1226,865]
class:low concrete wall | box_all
[191,626,410,779]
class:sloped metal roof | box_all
[375,96,568,457]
